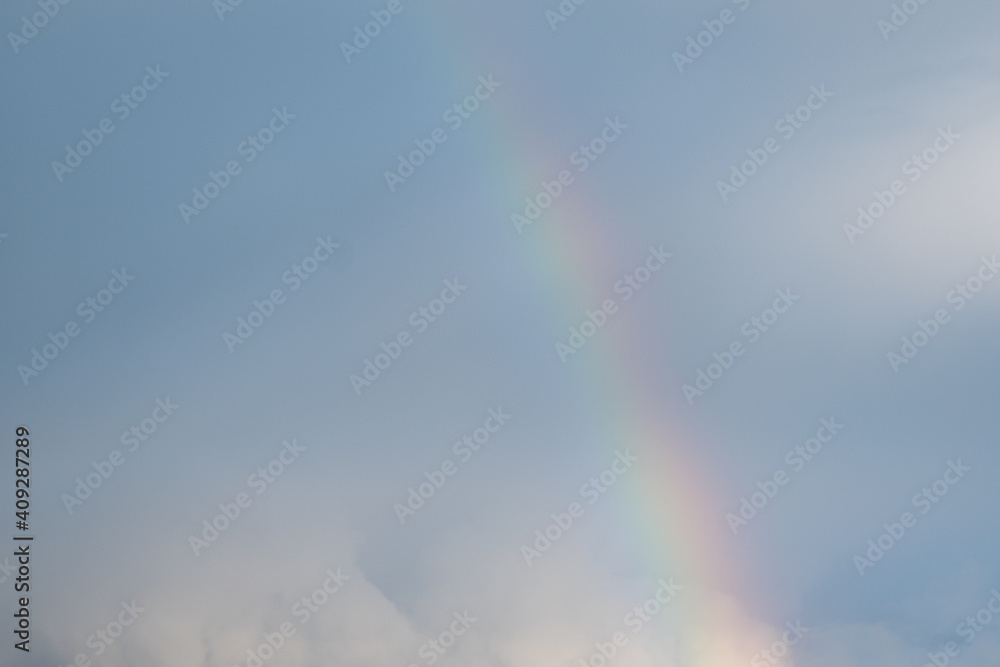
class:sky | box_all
[1,0,1000,666]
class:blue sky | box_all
[2,1,1000,665]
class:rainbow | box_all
[415,15,783,661]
